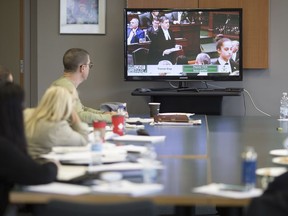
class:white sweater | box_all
[24,108,90,159]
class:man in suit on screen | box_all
[138,10,160,28]
[127,18,145,45]
[147,16,176,64]
[166,11,191,24]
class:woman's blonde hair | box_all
[25,86,74,137]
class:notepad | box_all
[23,182,91,195]
[111,135,165,143]
[193,183,263,199]
[153,119,202,126]
[91,180,163,196]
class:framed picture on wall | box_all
[60,0,106,34]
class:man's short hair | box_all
[159,16,169,23]
[63,48,90,72]
[196,53,211,65]
[131,18,139,26]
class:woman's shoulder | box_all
[39,120,71,133]
[23,108,35,117]
[37,119,69,129]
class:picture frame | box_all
[60,0,106,34]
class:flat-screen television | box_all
[124,8,243,83]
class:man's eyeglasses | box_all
[81,62,93,69]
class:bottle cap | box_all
[93,121,106,129]
[118,104,125,109]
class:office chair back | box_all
[132,48,149,65]
[38,199,157,216]
[246,192,288,216]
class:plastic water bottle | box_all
[280,92,288,119]
[88,131,102,172]
[242,146,257,190]
[141,145,158,184]
[117,103,127,116]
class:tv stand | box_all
[131,88,243,115]
[177,87,244,93]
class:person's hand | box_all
[106,111,129,118]
[104,111,117,115]
[50,159,61,169]
[162,49,171,56]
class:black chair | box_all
[132,48,149,65]
[138,12,151,27]
[246,192,288,216]
[37,199,157,216]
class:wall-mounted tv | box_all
[124,8,242,83]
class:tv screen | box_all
[124,8,243,82]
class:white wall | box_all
[32,0,286,117]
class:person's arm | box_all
[70,110,90,140]
[0,139,57,185]
[72,95,112,123]
[79,106,113,123]
[264,172,288,195]
[139,30,145,39]
[50,121,89,146]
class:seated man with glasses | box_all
[51,48,115,123]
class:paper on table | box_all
[126,117,154,124]
[125,123,145,129]
[88,162,163,173]
[58,161,163,181]
[111,135,165,143]
[23,182,91,195]
[52,146,89,153]
[153,120,201,126]
[52,142,117,154]
[157,112,195,117]
[192,183,263,199]
[91,180,163,196]
[41,147,127,164]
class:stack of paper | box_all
[192,183,263,199]
[111,135,165,143]
[91,180,163,196]
[23,182,91,195]
[87,162,163,173]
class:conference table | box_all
[10,115,288,215]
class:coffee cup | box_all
[112,115,125,136]
[148,102,160,117]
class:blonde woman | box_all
[24,86,89,159]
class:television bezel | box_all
[124,7,243,82]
